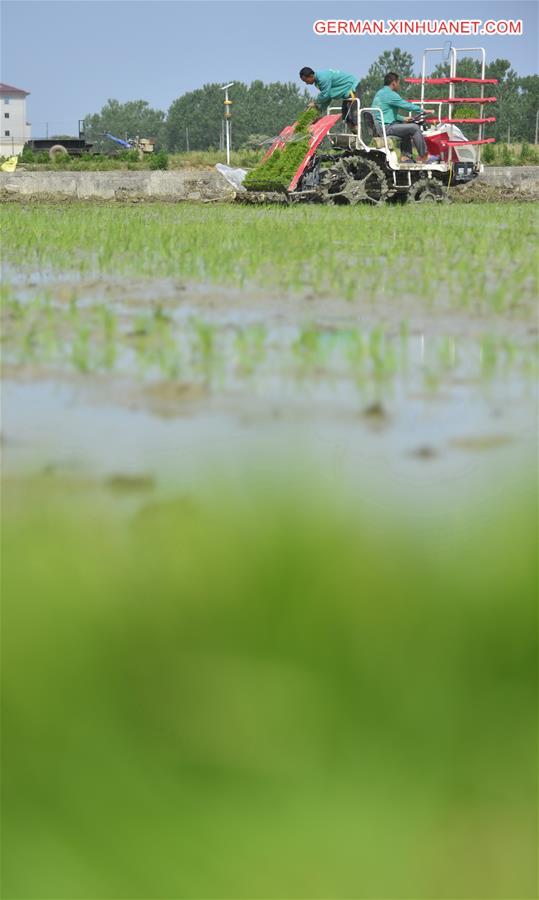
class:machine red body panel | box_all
[445,138,495,146]
[425,131,456,161]
[412,96,496,104]
[287,114,341,191]
[426,117,496,124]
[425,131,493,161]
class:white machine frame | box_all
[323,45,490,178]
[419,46,488,156]
[325,100,448,194]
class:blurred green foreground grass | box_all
[1,474,537,899]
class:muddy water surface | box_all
[2,273,536,509]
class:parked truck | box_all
[25,121,155,160]
[25,120,93,160]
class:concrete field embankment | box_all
[0,168,236,202]
[0,165,538,202]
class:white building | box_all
[0,82,31,156]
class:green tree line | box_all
[84,51,538,152]
[84,99,166,152]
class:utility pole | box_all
[45,122,48,138]
[220,82,234,165]
[185,127,190,152]
[507,125,510,144]
[535,110,539,145]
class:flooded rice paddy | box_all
[1,200,537,499]
[1,201,537,898]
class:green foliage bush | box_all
[243,107,319,192]
[457,105,477,119]
[518,142,539,164]
[499,143,515,166]
[482,143,495,163]
[479,141,539,166]
[149,150,169,170]
[169,149,264,168]
[118,148,142,163]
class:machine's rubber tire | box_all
[49,144,69,161]
[387,191,409,204]
[319,155,389,205]
[408,177,449,204]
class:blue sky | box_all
[2,0,537,136]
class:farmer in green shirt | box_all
[372,72,439,163]
[299,67,361,125]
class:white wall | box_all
[0,94,30,155]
